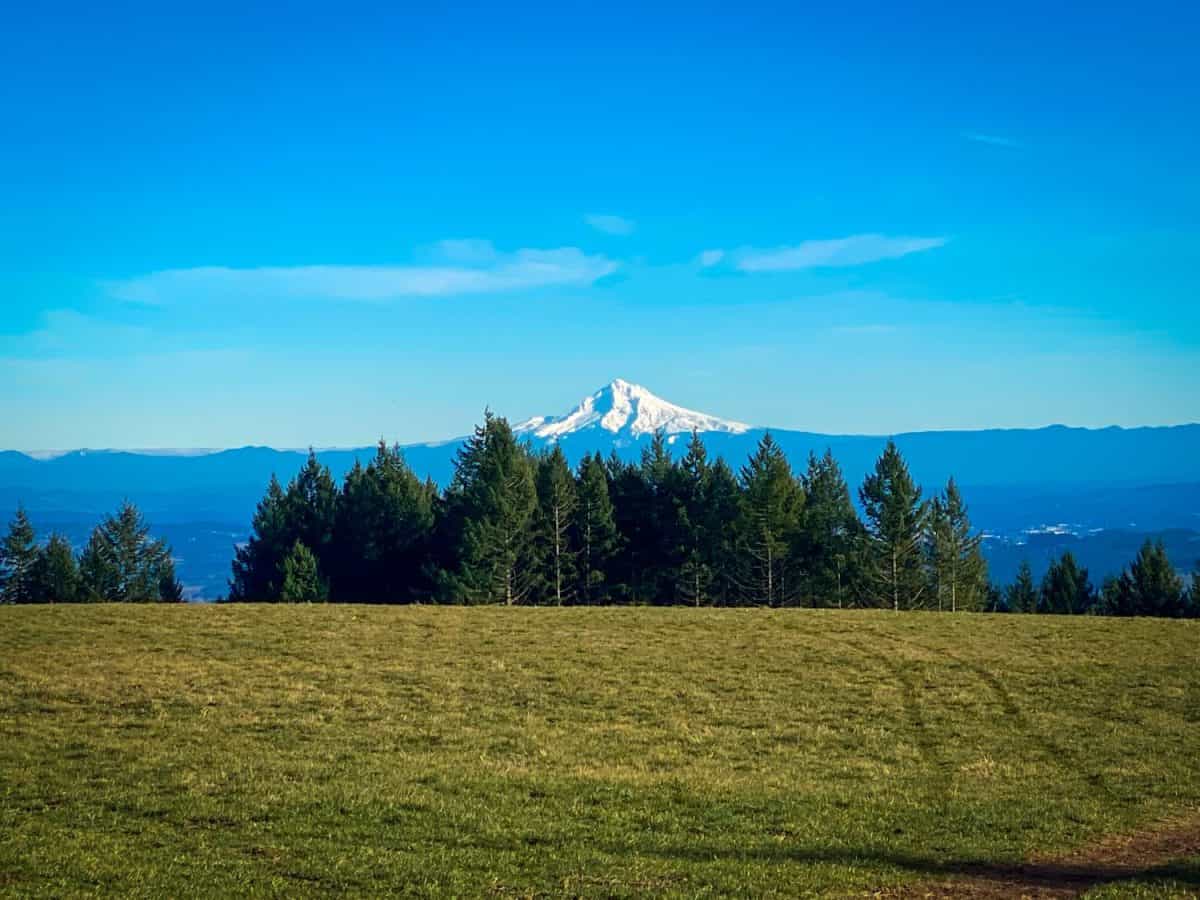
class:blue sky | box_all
[2,1,1198,449]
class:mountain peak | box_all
[514,379,751,441]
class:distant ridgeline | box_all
[2,381,1200,600]
[5,413,1192,616]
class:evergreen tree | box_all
[639,431,684,603]
[0,506,38,604]
[283,450,339,576]
[859,440,928,611]
[797,449,864,608]
[78,529,117,602]
[606,450,654,603]
[1099,575,1122,616]
[675,431,713,605]
[983,582,1008,612]
[331,460,369,598]
[444,412,538,604]
[928,478,987,612]
[574,453,620,604]
[1006,561,1039,613]
[229,475,289,602]
[31,534,81,603]
[279,540,329,602]
[1101,540,1187,617]
[1040,551,1095,615]
[158,562,186,603]
[704,458,742,606]
[78,502,176,602]
[333,442,436,602]
[533,446,578,604]
[737,433,804,606]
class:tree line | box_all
[3,415,1196,613]
[0,502,183,603]
[1001,543,1198,617]
[218,412,1200,614]
[228,416,962,607]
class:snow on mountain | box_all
[514,379,751,442]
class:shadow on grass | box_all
[600,842,1200,895]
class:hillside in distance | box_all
[6,379,1199,493]
[2,379,1199,597]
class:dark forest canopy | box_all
[209,414,1198,616]
[2,414,1196,616]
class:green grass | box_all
[1,606,1198,897]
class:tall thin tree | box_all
[859,440,928,611]
[534,446,578,604]
[737,433,804,606]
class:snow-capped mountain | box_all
[5,377,1200,598]
[514,379,751,443]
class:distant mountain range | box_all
[3,379,1199,598]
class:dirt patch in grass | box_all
[881,812,1200,897]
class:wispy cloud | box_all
[962,131,1023,149]
[105,246,618,304]
[584,213,635,236]
[697,249,725,267]
[734,234,947,272]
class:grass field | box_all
[1,606,1198,897]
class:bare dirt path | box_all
[876,813,1200,898]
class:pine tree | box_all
[859,440,928,611]
[1006,561,1038,613]
[334,442,436,602]
[533,446,578,604]
[279,540,329,602]
[445,412,538,604]
[574,453,620,604]
[797,449,864,609]
[226,452,334,603]
[158,561,186,603]
[1040,551,1095,615]
[78,529,117,602]
[639,431,683,603]
[983,582,1008,612]
[605,449,654,603]
[1,507,39,604]
[704,458,743,606]
[928,478,987,612]
[332,460,369,599]
[737,433,804,606]
[78,502,176,602]
[229,474,289,601]
[1102,540,1187,617]
[283,450,339,577]
[675,431,713,606]
[31,534,81,603]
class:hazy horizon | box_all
[9,374,1200,456]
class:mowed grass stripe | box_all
[0,606,1197,897]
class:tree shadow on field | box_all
[600,838,1200,897]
